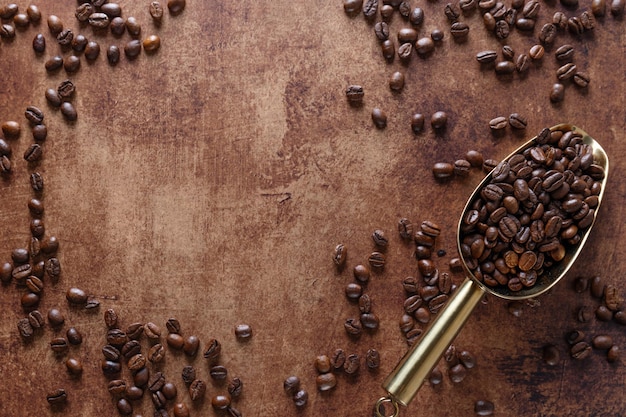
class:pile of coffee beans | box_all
[458,125,605,292]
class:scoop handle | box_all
[382,277,485,408]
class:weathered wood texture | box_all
[0,1,624,416]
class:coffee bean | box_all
[133,367,150,387]
[408,113,425,134]
[102,45,120,66]
[121,340,141,359]
[596,305,613,321]
[31,32,46,53]
[148,371,165,393]
[432,162,454,180]
[2,120,21,138]
[144,322,162,340]
[590,276,605,298]
[361,312,380,329]
[368,251,385,269]
[11,14,27,28]
[344,317,362,336]
[60,102,78,121]
[374,21,389,41]
[212,393,232,410]
[183,335,200,356]
[330,349,346,370]
[450,22,470,41]
[235,324,252,340]
[66,358,83,376]
[150,1,165,22]
[371,108,387,129]
[28,310,45,328]
[182,365,197,385]
[454,159,471,177]
[550,83,565,103]
[228,377,243,397]
[102,344,121,361]
[117,398,132,415]
[0,23,15,39]
[210,365,228,381]
[108,379,127,397]
[398,42,413,60]
[168,0,187,15]
[293,389,308,407]
[474,400,495,416]
[428,367,443,385]
[125,322,143,340]
[573,71,590,88]
[509,113,527,130]
[66,287,87,304]
[431,111,448,129]
[316,373,336,391]
[26,5,41,22]
[203,338,221,362]
[476,50,497,64]
[124,39,143,59]
[18,318,34,339]
[143,35,161,53]
[592,335,613,350]
[389,71,405,92]
[46,388,67,406]
[189,379,206,401]
[84,41,100,60]
[344,353,360,375]
[165,317,181,334]
[332,243,347,267]
[283,375,301,395]
[449,363,467,383]
[47,308,65,327]
[50,337,69,353]
[366,348,380,369]
[570,341,591,359]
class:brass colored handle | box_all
[381,277,485,408]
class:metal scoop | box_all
[375,124,609,417]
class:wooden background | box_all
[0,1,625,416]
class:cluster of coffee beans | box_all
[45,79,78,122]
[459,125,605,292]
[428,344,477,385]
[313,347,381,393]
[99,310,244,416]
[283,375,309,408]
[432,148,499,181]
[397,220,460,346]
[488,113,528,135]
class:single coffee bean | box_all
[26,5,41,22]
[47,308,65,326]
[148,343,165,363]
[374,21,389,41]
[133,367,150,387]
[332,243,347,267]
[398,42,413,61]
[50,337,69,353]
[107,328,128,347]
[590,276,605,298]
[125,17,141,37]
[344,318,362,336]
[476,50,497,64]
[454,159,472,177]
[24,143,43,163]
[172,403,190,417]
[212,393,232,410]
[148,371,165,393]
[431,111,448,129]
[143,35,161,53]
[104,309,119,329]
[550,83,565,103]
[449,363,468,383]
[64,55,81,73]
[121,340,141,359]
[234,324,252,340]
[124,39,142,59]
[167,333,184,349]
[75,3,94,22]
[573,72,590,88]
[33,33,47,53]
[596,305,613,321]
[144,322,162,339]
[102,344,121,361]
[66,357,83,376]
[203,338,221,361]
[45,56,65,72]
[228,377,243,397]
[109,16,126,36]
[361,312,380,329]
[162,382,177,400]
[371,108,387,129]
[60,102,78,121]
[366,348,380,369]
[570,341,591,359]
[345,85,364,105]
[358,294,372,313]
[368,251,385,269]
[183,335,200,356]
[604,284,623,311]
[293,389,308,407]
[210,365,228,380]
[168,0,187,15]
[45,88,62,107]
[108,379,127,396]
[84,41,100,60]
[106,45,120,66]
[66,287,87,304]
[283,375,300,395]
[46,388,67,406]
[450,22,470,40]
[592,335,613,350]
[475,400,495,416]
[182,365,197,385]
[432,162,454,180]
[150,1,165,22]
[166,317,182,334]
[126,322,144,340]
[0,23,15,39]
[28,310,45,328]
[66,327,83,345]
[316,373,336,392]
[331,349,346,370]
[117,398,132,415]
[57,29,74,48]
[344,353,360,375]
[189,379,207,401]
[47,15,63,34]
[509,113,527,129]
[17,318,34,339]
[389,71,405,92]
[428,367,443,385]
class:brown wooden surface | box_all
[1,1,625,416]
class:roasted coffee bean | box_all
[66,358,83,376]
[332,243,347,267]
[495,60,515,74]
[150,1,165,22]
[571,341,591,359]
[368,251,385,269]
[60,102,78,121]
[47,308,65,327]
[389,71,405,91]
[144,322,162,340]
[432,162,454,180]
[105,45,120,65]
[283,375,301,395]
[344,353,360,375]
[557,63,577,81]
[64,55,81,73]
[21,292,40,309]
[607,345,620,362]
[374,21,389,41]
[590,276,605,298]
[31,124,48,142]
[45,88,62,107]
[212,393,232,410]
[24,143,43,163]
[189,379,206,401]
[345,85,364,105]
[183,335,200,356]
[203,338,221,361]
[475,400,495,416]
[161,382,177,400]
[592,335,613,350]
[168,0,187,15]
[0,4,18,20]
[210,365,228,381]
[84,41,100,60]
[596,305,613,321]
[102,359,122,375]
[50,337,69,353]
[45,55,64,72]
[65,327,83,345]
[316,372,336,392]
[28,310,45,328]
[567,17,584,35]
[445,2,461,20]
[428,367,443,385]
[380,39,395,60]
[362,0,378,19]
[550,83,565,103]
[331,348,346,370]
[117,398,132,415]
[361,312,380,329]
[604,285,623,311]
[66,287,87,304]
[371,108,387,129]
[133,367,150,387]
[109,17,125,36]
[293,389,308,407]
[449,363,467,383]
[398,42,412,60]
[182,365,197,385]
[125,386,143,401]
[167,333,184,349]
[0,23,15,38]
[2,120,20,138]
[148,371,165,393]
[13,12,29,27]
[124,40,142,59]
[11,248,29,265]
[344,317,362,336]
[431,111,448,129]
[165,317,181,334]
[106,329,128,347]
[509,114,527,130]
[102,344,121,361]
[104,309,119,329]
[46,388,67,406]
[235,324,252,340]
[143,35,161,53]
[494,20,510,40]
[33,33,47,53]
[476,50,497,64]
[358,294,372,314]
[490,116,508,132]
[26,5,41,22]
[573,72,590,88]
[365,348,380,369]
[124,322,143,340]
[108,379,127,397]
[57,29,74,48]
[75,3,94,22]
[410,113,425,134]
[346,283,363,300]
[121,340,142,359]
[228,377,243,397]
[147,344,165,364]
[454,159,472,177]
[450,22,470,40]
[124,17,141,37]
[88,12,110,30]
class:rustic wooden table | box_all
[0,1,624,416]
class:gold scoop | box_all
[375,124,609,417]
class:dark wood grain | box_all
[0,1,624,416]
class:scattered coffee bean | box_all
[235,324,252,340]
[570,341,592,359]
[189,379,207,401]
[182,366,196,385]
[46,388,67,406]
[316,373,337,391]
[66,287,87,304]
[293,389,308,407]
[371,108,387,129]
[475,400,495,416]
